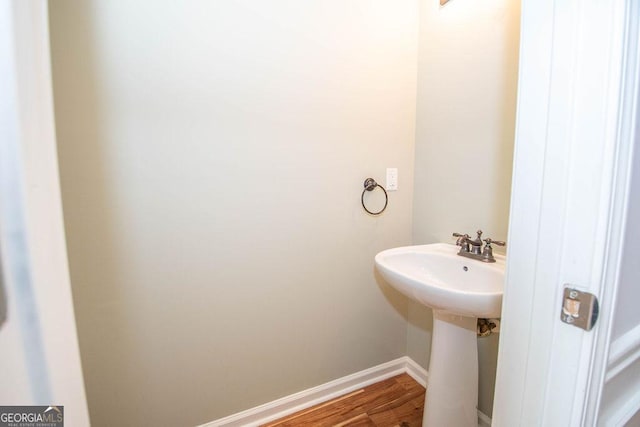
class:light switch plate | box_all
[386,168,398,191]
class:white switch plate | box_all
[386,168,398,191]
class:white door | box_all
[493,0,640,426]
[0,1,90,425]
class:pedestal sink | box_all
[375,243,505,427]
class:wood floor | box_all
[262,373,425,427]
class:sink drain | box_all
[463,266,468,271]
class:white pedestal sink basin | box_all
[375,243,505,427]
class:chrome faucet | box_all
[452,230,505,263]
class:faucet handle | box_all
[453,232,470,242]
[484,238,506,246]
[452,233,470,249]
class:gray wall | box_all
[49,1,418,425]
[410,0,520,417]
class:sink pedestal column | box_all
[423,310,478,427]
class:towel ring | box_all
[361,178,388,215]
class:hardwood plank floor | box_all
[262,374,425,427]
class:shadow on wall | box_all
[494,0,521,214]
[49,2,130,425]
[375,265,434,369]
[373,267,408,321]
[406,302,433,367]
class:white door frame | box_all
[493,0,640,425]
[0,1,89,425]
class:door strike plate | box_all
[560,287,599,331]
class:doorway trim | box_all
[493,0,640,425]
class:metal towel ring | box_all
[361,178,388,215]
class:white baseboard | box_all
[200,356,492,427]
[404,356,428,388]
